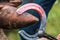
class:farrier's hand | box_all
[0,5,39,29]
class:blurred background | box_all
[5,0,60,40]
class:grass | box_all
[5,2,60,40]
[5,29,20,40]
[45,3,60,37]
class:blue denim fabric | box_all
[19,0,56,40]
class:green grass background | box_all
[5,0,60,40]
